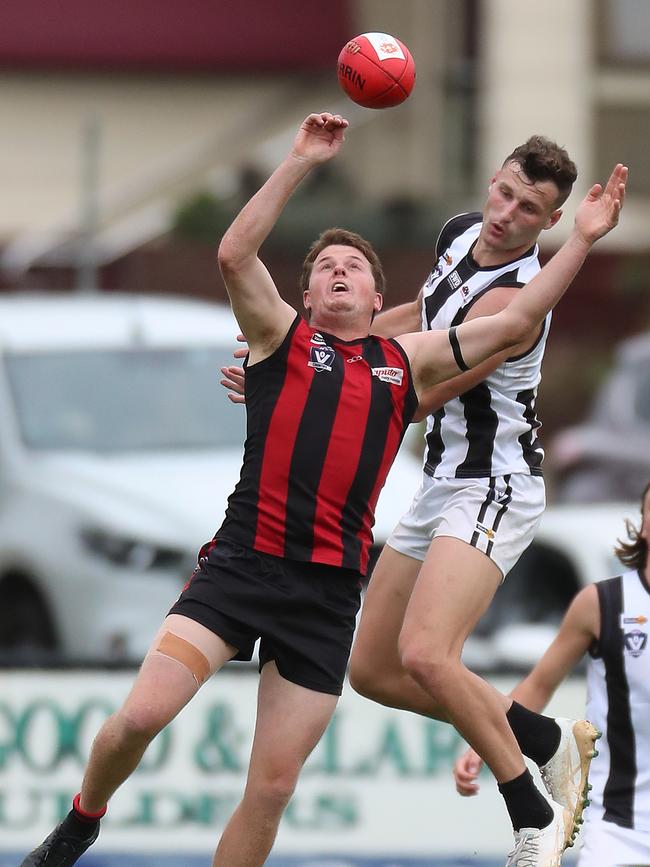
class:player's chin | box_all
[328,294,355,310]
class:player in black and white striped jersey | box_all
[350,138,603,864]
[454,481,650,866]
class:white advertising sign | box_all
[0,671,585,864]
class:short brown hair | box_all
[299,227,386,296]
[614,480,650,571]
[503,136,578,206]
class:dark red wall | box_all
[0,0,351,71]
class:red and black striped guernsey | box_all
[215,314,418,575]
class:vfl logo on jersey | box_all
[309,345,336,372]
[475,521,495,540]
[371,366,404,385]
[448,270,462,290]
[624,629,648,658]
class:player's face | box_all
[304,245,382,325]
[480,161,563,256]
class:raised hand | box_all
[574,163,628,245]
[291,112,349,166]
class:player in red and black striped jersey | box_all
[20,113,626,867]
[215,314,418,575]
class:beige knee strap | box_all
[155,632,211,687]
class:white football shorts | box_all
[577,817,650,866]
[386,473,545,580]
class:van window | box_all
[6,348,246,452]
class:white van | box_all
[0,293,424,664]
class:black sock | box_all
[506,701,562,767]
[60,810,100,839]
[60,794,105,838]
[498,768,554,832]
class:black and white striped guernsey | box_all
[421,212,549,479]
[586,569,650,832]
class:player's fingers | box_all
[235,333,247,343]
[304,113,327,128]
[233,348,248,359]
[323,118,349,136]
[454,760,474,782]
[220,370,245,395]
[455,775,480,796]
[222,364,245,380]
[226,393,246,405]
[585,182,603,202]
[615,166,628,205]
[455,764,477,781]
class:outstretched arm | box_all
[399,164,627,393]
[218,112,349,362]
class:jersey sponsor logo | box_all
[310,332,327,346]
[624,628,648,658]
[622,614,648,625]
[371,366,404,385]
[475,521,495,540]
[460,285,470,299]
[444,252,453,266]
[347,355,364,363]
[308,344,336,372]
[448,270,462,289]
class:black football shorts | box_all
[168,539,362,695]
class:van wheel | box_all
[0,574,58,655]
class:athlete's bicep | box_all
[220,256,296,359]
[463,285,543,356]
[412,286,543,415]
[397,329,467,395]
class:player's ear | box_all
[544,209,562,230]
[374,292,383,313]
[303,290,312,320]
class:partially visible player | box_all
[454,481,650,866]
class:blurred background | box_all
[0,0,649,864]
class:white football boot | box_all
[539,718,600,847]
[505,799,572,867]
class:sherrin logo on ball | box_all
[337,32,415,109]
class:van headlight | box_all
[80,527,186,572]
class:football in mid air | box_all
[337,32,415,109]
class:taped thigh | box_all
[154,631,211,687]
